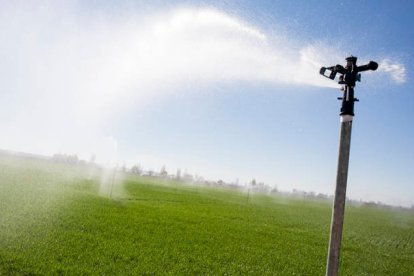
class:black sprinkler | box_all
[320,56,378,116]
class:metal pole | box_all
[320,56,378,276]
[326,115,353,276]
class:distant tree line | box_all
[52,153,79,164]
[51,153,414,211]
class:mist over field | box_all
[0,150,413,274]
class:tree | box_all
[160,165,168,178]
[52,153,78,164]
[251,178,256,186]
[130,164,142,175]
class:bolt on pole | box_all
[320,56,378,276]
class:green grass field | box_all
[1,153,413,275]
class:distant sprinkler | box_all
[320,56,378,276]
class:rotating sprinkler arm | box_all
[356,61,379,72]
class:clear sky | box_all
[1,0,413,206]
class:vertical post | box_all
[320,56,377,276]
[326,115,353,276]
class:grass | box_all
[0,153,413,275]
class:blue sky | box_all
[0,0,413,206]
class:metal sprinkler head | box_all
[319,56,378,116]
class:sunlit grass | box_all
[0,153,413,275]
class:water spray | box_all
[109,165,118,199]
[320,56,378,276]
